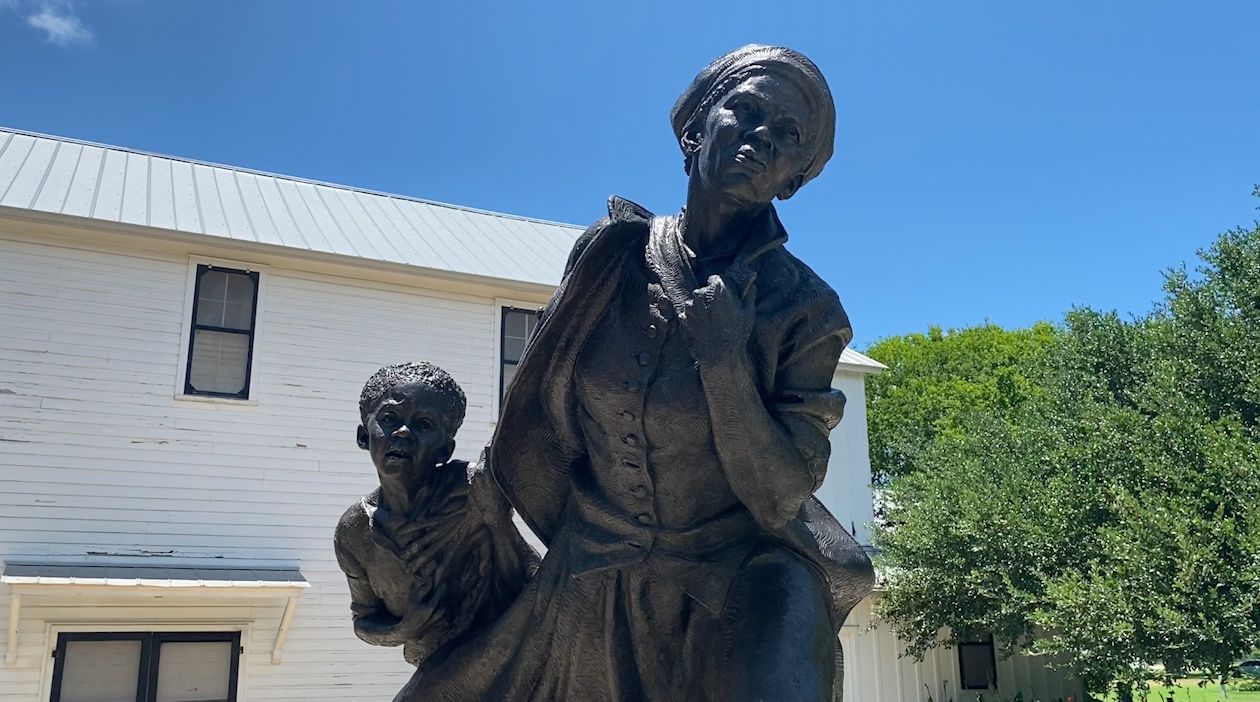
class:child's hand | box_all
[398,583,446,637]
[368,504,413,554]
[408,532,491,598]
[398,511,480,579]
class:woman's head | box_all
[671,45,835,205]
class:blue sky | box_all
[3,1,1257,349]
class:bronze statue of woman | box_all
[395,45,874,702]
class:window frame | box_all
[49,631,150,702]
[175,257,267,404]
[495,302,541,409]
[49,630,241,702]
[957,634,998,690]
[183,264,259,399]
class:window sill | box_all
[173,393,259,407]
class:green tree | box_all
[873,202,1260,700]
[864,322,1059,483]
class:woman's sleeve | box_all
[767,293,853,493]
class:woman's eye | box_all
[783,125,801,144]
[379,411,398,424]
[416,418,434,431]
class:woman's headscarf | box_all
[670,44,836,187]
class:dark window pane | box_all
[196,270,254,331]
[199,270,227,300]
[188,331,249,395]
[59,639,142,702]
[155,641,232,702]
[502,364,518,395]
[223,272,254,307]
[505,310,527,338]
[195,298,225,328]
[503,337,526,364]
[500,307,540,401]
[222,301,251,330]
[959,641,995,689]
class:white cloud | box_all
[19,1,94,47]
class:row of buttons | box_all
[617,319,669,529]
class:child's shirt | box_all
[333,460,469,663]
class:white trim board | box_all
[4,578,307,667]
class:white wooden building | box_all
[0,127,1083,702]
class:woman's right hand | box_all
[679,272,758,367]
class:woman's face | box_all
[692,72,814,206]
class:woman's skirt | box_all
[397,523,837,702]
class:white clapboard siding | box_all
[841,598,1087,702]
[818,371,875,544]
[0,230,508,700]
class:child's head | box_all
[356,362,467,479]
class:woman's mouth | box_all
[385,448,411,460]
[732,147,766,172]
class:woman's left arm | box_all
[683,274,849,533]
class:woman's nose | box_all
[745,123,773,150]
[391,424,412,438]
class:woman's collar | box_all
[676,203,788,268]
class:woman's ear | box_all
[680,124,703,175]
[356,425,369,450]
[777,173,805,201]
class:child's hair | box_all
[359,361,467,434]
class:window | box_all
[958,635,997,690]
[500,306,539,401]
[50,631,240,702]
[184,264,259,399]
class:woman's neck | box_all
[681,179,768,260]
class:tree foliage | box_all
[872,202,1260,699]
[865,322,1058,483]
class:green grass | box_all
[1102,679,1260,702]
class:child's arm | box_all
[350,589,440,648]
[335,508,438,648]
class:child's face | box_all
[357,381,456,480]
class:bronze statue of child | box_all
[334,361,537,667]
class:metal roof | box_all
[0,127,886,377]
[838,348,887,374]
[0,127,582,287]
[2,562,308,588]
